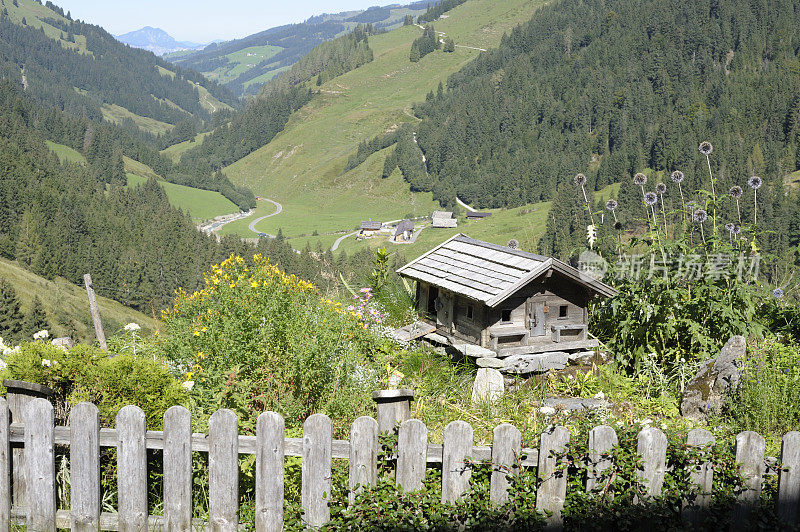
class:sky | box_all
[54,0,393,43]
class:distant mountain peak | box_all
[116,27,208,56]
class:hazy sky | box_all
[55,0,392,43]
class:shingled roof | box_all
[396,234,616,307]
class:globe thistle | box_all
[574,173,587,187]
[644,192,658,206]
[686,200,699,211]
[773,288,784,299]
[733,225,741,236]
[606,199,618,211]
[699,141,713,156]
[693,209,708,223]
[748,176,762,190]
[729,185,743,199]
[725,223,735,233]
[670,170,685,183]
[655,182,667,194]
[633,173,647,186]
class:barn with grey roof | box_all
[396,234,616,357]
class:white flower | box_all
[593,391,605,400]
[0,359,6,370]
[539,406,557,416]
[33,330,49,341]
[41,359,52,367]
[182,381,194,391]
[124,323,141,332]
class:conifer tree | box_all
[23,295,48,337]
[0,279,24,342]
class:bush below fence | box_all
[2,397,800,530]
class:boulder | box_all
[680,336,747,419]
[542,397,611,412]
[501,352,569,374]
[51,337,74,350]
[471,368,504,404]
[476,357,505,369]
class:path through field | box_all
[248,198,283,237]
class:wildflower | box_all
[0,359,5,370]
[183,381,194,390]
[693,209,708,223]
[725,223,735,233]
[699,141,713,156]
[41,359,52,367]
[644,192,658,206]
[748,176,762,190]
[655,182,667,195]
[773,288,784,299]
[251,281,259,288]
[573,173,587,187]
[729,186,743,199]
[124,323,141,332]
[605,199,617,211]
[733,225,741,235]
[33,330,49,341]
[670,170,685,183]
[633,173,647,186]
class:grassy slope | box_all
[160,131,212,163]
[221,0,546,247]
[101,103,174,135]
[126,174,238,221]
[206,45,283,84]
[45,140,85,164]
[0,258,158,342]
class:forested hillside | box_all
[412,0,800,210]
[0,0,237,126]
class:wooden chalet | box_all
[393,219,414,242]
[360,220,382,237]
[466,211,492,220]
[396,235,616,357]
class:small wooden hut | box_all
[393,220,414,242]
[396,234,616,357]
[360,220,382,237]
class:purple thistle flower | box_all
[725,223,735,233]
[655,182,667,195]
[644,192,658,206]
[633,173,647,186]
[748,176,763,190]
[773,288,784,299]
[605,199,618,211]
[699,141,713,156]
[729,185,743,199]
[670,170,685,183]
[693,209,708,223]
[574,173,587,187]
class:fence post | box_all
[396,419,427,492]
[442,421,473,503]
[163,406,192,531]
[302,414,332,527]
[24,398,55,532]
[256,411,285,532]
[349,416,378,504]
[0,398,9,530]
[732,431,764,532]
[3,379,54,511]
[587,425,617,494]
[636,427,667,498]
[490,423,521,505]
[372,389,413,433]
[70,402,100,531]
[683,428,715,525]
[117,405,147,532]
[209,409,239,532]
[778,431,800,526]
[536,425,569,529]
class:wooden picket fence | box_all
[2,396,800,530]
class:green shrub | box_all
[728,340,800,437]
[0,341,188,428]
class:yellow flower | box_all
[194,330,201,336]
[251,281,260,288]
[201,326,207,332]
[185,371,194,379]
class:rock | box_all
[539,406,557,416]
[476,357,505,368]
[501,352,569,374]
[542,397,611,412]
[568,351,596,365]
[51,337,74,350]
[471,368,504,404]
[680,336,747,419]
[453,343,497,358]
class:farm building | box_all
[395,235,616,360]
[393,220,414,242]
[360,220,382,237]
[432,211,457,228]
[466,211,492,220]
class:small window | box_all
[466,305,474,320]
[559,305,569,319]
[501,309,512,322]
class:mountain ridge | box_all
[116,26,207,56]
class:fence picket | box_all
[396,419,427,492]
[778,432,800,525]
[117,405,147,532]
[24,398,55,531]
[349,416,378,504]
[490,423,521,505]
[637,427,667,498]
[442,421,473,503]
[587,425,617,494]
[0,398,9,530]
[302,413,332,527]
[70,403,100,531]
[256,412,285,532]
[163,406,192,531]
[683,428,714,524]
[732,431,765,531]
[209,409,239,531]
[536,425,569,528]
